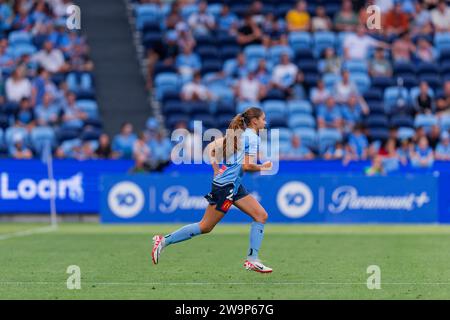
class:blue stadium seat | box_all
[8,30,32,45]
[236,101,261,114]
[163,101,187,115]
[384,86,409,110]
[288,114,316,129]
[244,45,267,61]
[80,128,101,141]
[262,100,286,116]
[419,74,441,90]
[363,88,383,103]
[398,127,415,140]
[155,72,181,100]
[414,114,438,130]
[0,128,3,146]
[269,45,294,63]
[263,89,285,101]
[393,62,416,75]
[295,48,314,60]
[287,100,312,115]
[0,113,9,129]
[313,31,336,57]
[366,115,389,128]
[344,60,368,74]
[297,59,318,73]
[201,59,222,75]
[368,128,389,142]
[372,76,395,91]
[191,114,216,129]
[275,128,292,142]
[440,115,450,131]
[434,32,450,51]
[11,43,37,58]
[30,126,55,154]
[188,101,210,115]
[221,45,241,60]
[76,100,99,119]
[269,116,288,128]
[350,72,371,94]
[135,4,162,29]
[390,114,414,128]
[323,73,341,89]
[209,85,235,104]
[288,32,312,53]
[166,114,190,129]
[215,102,236,115]
[195,35,216,47]
[5,127,29,146]
[293,127,317,150]
[303,72,320,88]
[368,102,385,115]
[318,128,342,154]
[416,62,439,75]
[196,45,220,60]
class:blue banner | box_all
[0,159,133,213]
[100,173,439,224]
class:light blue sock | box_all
[247,222,265,260]
[164,223,201,246]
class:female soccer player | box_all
[151,107,273,273]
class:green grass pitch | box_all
[1,223,450,299]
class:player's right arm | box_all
[243,154,272,172]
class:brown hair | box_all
[221,107,263,162]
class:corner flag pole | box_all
[43,140,57,228]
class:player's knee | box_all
[254,210,268,224]
[199,222,214,234]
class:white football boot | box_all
[244,259,273,273]
[151,235,165,265]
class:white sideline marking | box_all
[1,281,450,286]
[0,225,57,241]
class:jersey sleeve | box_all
[244,132,259,156]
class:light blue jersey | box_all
[213,128,260,194]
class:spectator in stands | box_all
[319,47,342,75]
[237,13,263,47]
[262,13,288,47]
[35,92,59,126]
[334,0,359,32]
[0,39,15,71]
[95,133,117,159]
[385,1,410,36]
[380,138,401,171]
[415,37,437,63]
[415,81,434,114]
[0,0,13,33]
[5,66,32,103]
[397,138,413,165]
[358,0,375,29]
[435,131,450,160]
[310,79,331,105]
[10,135,33,159]
[365,155,385,176]
[133,131,152,167]
[341,94,369,132]
[411,136,435,167]
[348,124,369,160]
[286,0,310,32]
[343,26,388,60]
[61,92,88,129]
[11,6,33,31]
[324,141,346,160]
[411,0,433,36]
[431,0,450,32]
[187,1,216,36]
[312,6,332,31]
[224,52,248,79]
[436,80,450,116]
[234,70,266,103]
[281,135,314,160]
[176,44,201,81]
[165,2,182,30]
[369,47,392,77]
[181,71,214,102]
[14,97,35,131]
[270,53,301,99]
[375,0,394,14]
[391,32,415,62]
[32,40,70,73]
[113,122,137,159]
[254,59,271,86]
[412,126,427,144]
[250,1,265,26]
[73,141,95,161]
[333,70,359,104]
[176,22,196,50]
[148,130,173,167]
[428,124,441,149]
[217,4,238,34]
[31,67,53,106]
[317,96,343,130]
[145,30,179,89]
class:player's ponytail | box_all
[222,107,263,162]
